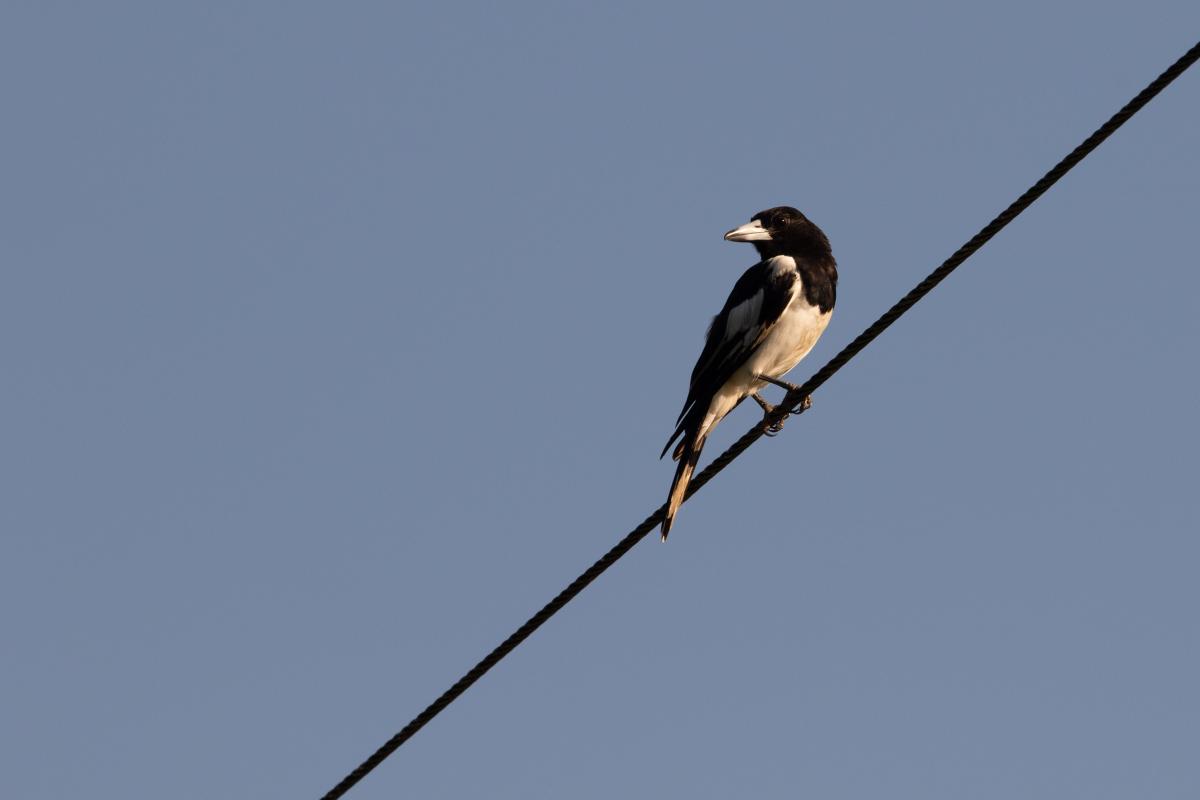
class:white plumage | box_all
[693,256,831,443]
[660,206,838,540]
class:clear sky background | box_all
[3,3,1199,798]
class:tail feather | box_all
[661,437,704,541]
[660,422,686,460]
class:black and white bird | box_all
[660,206,838,540]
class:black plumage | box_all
[660,206,837,539]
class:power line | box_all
[319,39,1200,800]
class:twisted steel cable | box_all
[320,39,1200,800]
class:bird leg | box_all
[751,392,787,436]
[753,374,813,416]
[754,373,800,393]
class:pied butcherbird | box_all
[661,206,837,540]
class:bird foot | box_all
[751,392,787,436]
[751,375,813,430]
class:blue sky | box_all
[3,4,1199,798]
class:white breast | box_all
[743,280,831,382]
[693,268,832,444]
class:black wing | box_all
[661,257,796,458]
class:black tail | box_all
[661,434,704,541]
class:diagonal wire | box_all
[320,39,1200,800]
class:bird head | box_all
[724,206,830,260]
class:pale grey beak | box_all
[724,219,772,242]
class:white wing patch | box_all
[721,258,796,341]
[724,290,763,340]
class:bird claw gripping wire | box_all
[791,395,813,415]
[750,392,787,436]
[751,375,812,436]
[763,414,786,436]
[762,395,811,437]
